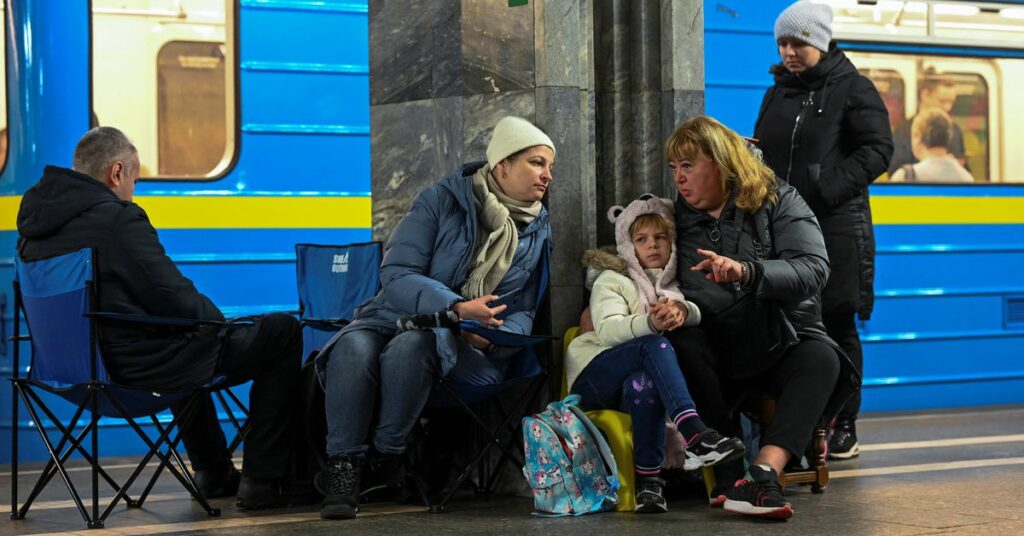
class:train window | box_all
[849,51,1005,184]
[91,0,235,179]
[861,68,905,131]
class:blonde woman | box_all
[663,116,858,520]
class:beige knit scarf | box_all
[461,165,542,299]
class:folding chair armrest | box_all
[87,312,252,330]
[300,317,350,331]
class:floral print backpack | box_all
[522,394,619,516]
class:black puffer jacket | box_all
[675,184,858,422]
[754,48,893,320]
[17,166,224,391]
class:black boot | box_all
[316,454,364,520]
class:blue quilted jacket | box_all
[323,161,552,375]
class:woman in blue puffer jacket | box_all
[316,116,555,520]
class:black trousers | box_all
[174,313,302,480]
[823,312,863,422]
[665,327,839,459]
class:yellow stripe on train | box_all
[870,196,1024,225]
[3,195,1024,230]
[0,196,372,231]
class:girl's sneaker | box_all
[683,429,746,470]
[634,476,668,513]
[722,465,793,520]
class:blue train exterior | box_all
[2,0,1024,463]
[0,0,371,462]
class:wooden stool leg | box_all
[810,426,828,493]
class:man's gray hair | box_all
[72,126,138,180]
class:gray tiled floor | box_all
[2,405,1023,535]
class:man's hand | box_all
[453,295,506,328]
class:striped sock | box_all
[673,409,708,446]
[636,465,662,478]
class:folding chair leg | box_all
[16,386,94,525]
[10,381,21,520]
[100,391,221,518]
[428,375,544,512]
[19,386,137,511]
[89,390,102,528]
[214,389,248,454]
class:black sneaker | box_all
[361,451,405,497]
[316,454,364,520]
[634,476,668,513]
[723,465,793,520]
[828,420,860,459]
[684,429,746,470]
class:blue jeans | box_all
[570,335,697,471]
[324,328,507,457]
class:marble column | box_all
[370,1,596,374]
[593,0,705,245]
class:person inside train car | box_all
[752,1,892,460]
[16,127,302,510]
[663,116,857,520]
[889,69,968,175]
[315,116,554,521]
[890,108,973,183]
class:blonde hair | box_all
[629,213,674,238]
[665,116,778,212]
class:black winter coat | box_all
[754,48,893,320]
[675,184,859,423]
[17,166,224,391]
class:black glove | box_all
[396,308,460,331]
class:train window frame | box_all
[0,1,9,178]
[88,0,240,182]
[845,48,1005,185]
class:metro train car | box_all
[1,0,1023,465]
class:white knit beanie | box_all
[486,116,556,169]
[774,2,833,52]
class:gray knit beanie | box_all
[774,2,833,52]
[486,116,556,169]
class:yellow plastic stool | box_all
[562,327,635,511]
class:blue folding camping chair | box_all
[420,249,553,512]
[295,242,383,358]
[9,248,232,528]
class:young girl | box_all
[566,194,745,513]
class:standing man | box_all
[16,126,302,508]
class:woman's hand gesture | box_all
[691,248,744,283]
[453,295,507,328]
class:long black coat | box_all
[675,184,858,421]
[17,166,224,391]
[754,48,893,320]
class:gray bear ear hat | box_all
[606,194,687,313]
